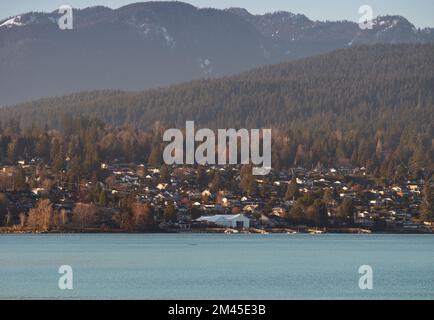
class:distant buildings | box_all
[0,161,432,233]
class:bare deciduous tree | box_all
[131,203,154,231]
[73,203,97,229]
[19,212,26,228]
[53,209,69,229]
[27,199,54,232]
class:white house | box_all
[197,214,250,229]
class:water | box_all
[0,234,433,299]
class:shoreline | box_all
[0,227,432,235]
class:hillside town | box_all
[0,160,432,234]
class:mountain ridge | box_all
[1,43,432,175]
[1,1,433,106]
[2,43,433,128]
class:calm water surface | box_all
[0,234,433,299]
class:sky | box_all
[0,0,433,28]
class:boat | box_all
[309,228,325,235]
[224,229,239,234]
[310,230,324,235]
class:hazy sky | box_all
[1,0,433,28]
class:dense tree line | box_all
[0,44,432,179]
[3,197,155,233]
[0,114,431,183]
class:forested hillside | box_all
[1,2,433,106]
[0,44,433,178]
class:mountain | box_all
[227,9,434,48]
[2,43,433,128]
[1,43,432,174]
[0,2,271,106]
[1,1,433,106]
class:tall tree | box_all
[420,183,433,222]
[285,176,299,201]
[164,202,177,222]
[131,203,154,231]
[27,199,54,232]
[336,197,355,221]
[73,203,97,229]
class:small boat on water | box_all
[310,230,324,235]
[224,229,239,234]
[309,228,326,235]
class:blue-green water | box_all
[0,234,433,299]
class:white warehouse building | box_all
[197,214,250,229]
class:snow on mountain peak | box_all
[0,16,24,28]
[0,13,60,29]
[373,16,413,29]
